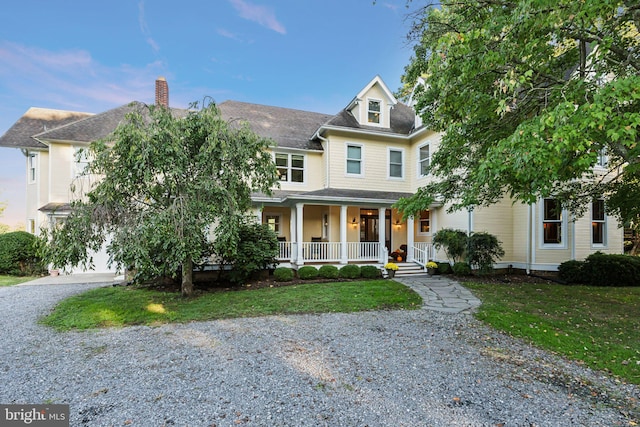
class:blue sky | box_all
[0,0,418,227]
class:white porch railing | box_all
[347,242,380,261]
[411,243,433,268]
[301,242,341,262]
[276,241,382,263]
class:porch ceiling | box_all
[252,188,414,207]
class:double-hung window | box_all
[265,214,281,235]
[346,144,363,176]
[542,198,564,245]
[275,153,304,183]
[388,148,403,179]
[419,210,430,234]
[73,147,90,177]
[28,153,37,183]
[367,99,381,124]
[419,144,430,177]
[592,200,606,245]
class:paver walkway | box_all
[395,275,481,314]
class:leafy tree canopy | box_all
[395,0,639,224]
[40,101,278,296]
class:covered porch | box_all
[253,189,435,269]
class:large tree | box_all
[396,0,640,226]
[41,101,278,296]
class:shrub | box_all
[452,262,472,276]
[558,260,586,284]
[318,265,339,279]
[433,228,468,264]
[339,264,361,279]
[224,223,279,284]
[0,231,45,276]
[273,267,294,282]
[297,266,319,280]
[467,232,505,275]
[361,265,381,279]
[581,252,640,287]
[437,262,452,274]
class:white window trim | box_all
[540,198,567,249]
[345,142,364,177]
[28,152,37,184]
[591,199,607,248]
[274,152,306,184]
[366,97,383,127]
[417,143,431,178]
[264,213,283,236]
[72,146,90,178]
[387,147,405,180]
[417,210,431,236]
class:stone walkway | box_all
[395,275,481,314]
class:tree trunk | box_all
[182,259,194,297]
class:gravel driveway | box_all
[0,280,637,426]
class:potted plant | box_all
[426,261,438,276]
[384,262,399,278]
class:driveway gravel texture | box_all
[0,281,638,426]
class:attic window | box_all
[368,100,381,124]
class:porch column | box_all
[340,205,348,264]
[290,206,297,264]
[406,215,415,262]
[296,203,304,265]
[378,207,386,264]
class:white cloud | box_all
[228,0,286,35]
[138,0,160,53]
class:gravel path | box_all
[0,280,638,426]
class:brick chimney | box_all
[155,77,169,108]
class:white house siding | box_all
[473,199,516,265]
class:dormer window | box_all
[367,99,381,124]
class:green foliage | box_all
[39,102,278,296]
[318,265,339,279]
[361,265,382,279]
[432,229,468,264]
[558,260,587,285]
[467,232,505,274]
[273,267,294,282]
[398,1,640,223]
[297,266,319,280]
[223,222,279,284]
[0,231,45,276]
[452,262,472,276]
[580,252,640,287]
[339,264,361,279]
[436,262,451,274]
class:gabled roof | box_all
[346,75,398,110]
[0,107,94,149]
[324,102,415,136]
[218,100,334,151]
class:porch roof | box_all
[253,188,415,206]
[38,202,71,213]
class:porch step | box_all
[393,262,427,277]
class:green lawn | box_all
[41,279,422,331]
[0,275,38,287]
[464,281,640,385]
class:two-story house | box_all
[0,76,624,275]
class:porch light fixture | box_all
[351,217,357,225]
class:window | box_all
[367,99,381,124]
[543,198,563,245]
[265,214,281,235]
[419,210,430,234]
[73,147,90,177]
[28,153,37,183]
[388,148,403,179]
[596,148,608,168]
[28,219,35,235]
[275,153,304,183]
[592,200,606,245]
[346,144,363,175]
[419,144,430,176]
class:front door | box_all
[360,209,391,249]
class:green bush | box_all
[224,223,279,284]
[361,265,381,279]
[297,266,319,280]
[467,232,505,275]
[433,228,468,264]
[558,260,586,284]
[339,264,361,279]
[437,262,452,274]
[581,252,640,287]
[452,262,472,276]
[318,265,339,279]
[273,267,294,282]
[0,231,45,276]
